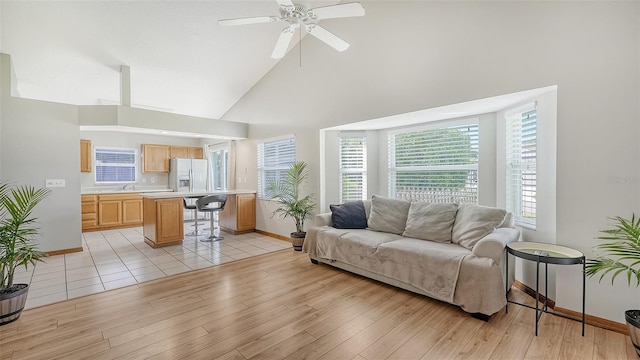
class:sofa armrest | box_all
[472,227,520,263]
[315,213,332,227]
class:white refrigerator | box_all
[169,158,208,193]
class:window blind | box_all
[506,105,537,227]
[388,122,479,203]
[257,136,296,199]
[94,147,137,183]
[339,134,367,202]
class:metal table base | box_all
[505,242,585,337]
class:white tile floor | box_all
[14,225,291,309]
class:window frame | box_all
[388,119,479,204]
[93,146,138,184]
[257,135,296,199]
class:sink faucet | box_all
[122,184,132,190]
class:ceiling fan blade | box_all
[271,26,296,59]
[276,0,294,8]
[305,24,349,52]
[218,16,278,27]
[310,2,365,20]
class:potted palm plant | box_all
[266,161,316,251]
[0,183,50,326]
[585,214,640,357]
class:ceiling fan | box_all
[218,0,365,59]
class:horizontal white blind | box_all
[339,134,367,202]
[506,106,537,227]
[389,122,479,203]
[95,147,137,183]
[257,136,296,199]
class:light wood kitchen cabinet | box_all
[81,195,97,230]
[122,197,144,225]
[188,147,203,159]
[98,200,122,226]
[143,197,184,248]
[170,146,203,159]
[80,139,92,173]
[83,193,143,231]
[169,146,189,159]
[220,193,256,234]
[142,144,170,173]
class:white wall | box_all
[223,1,640,323]
[2,54,82,252]
[79,131,204,189]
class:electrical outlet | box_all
[45,179,65,188]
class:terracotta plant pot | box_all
[627,310,640,358]
[0,284,29,326]
[291,232,306,251]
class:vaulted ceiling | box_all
[0,0,339,120]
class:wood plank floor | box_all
[0,249,636,360]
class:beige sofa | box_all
[303,196,519,318]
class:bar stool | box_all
[196,195,227,242]
[183,195,207,236]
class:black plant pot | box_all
[0,284,29,326]
[627,310,640,357]
[291,232,306,251]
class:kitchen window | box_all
[388,121,479,203]
[94,147,137,184]
[257,136,296,199]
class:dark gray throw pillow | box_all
[330,201,367,229]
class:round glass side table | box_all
[506,241,585,336]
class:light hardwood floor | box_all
[0,249,636,360]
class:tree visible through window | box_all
[388,122,479,203]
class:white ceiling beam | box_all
[120,65,131,107]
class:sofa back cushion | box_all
[452,204,507,250]
[367,195,411,235]
[402,202,459,242]
[330,201,368,229]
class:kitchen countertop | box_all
[141,189,257,199]
[81,188,173,195]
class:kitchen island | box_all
[142,190,256,248]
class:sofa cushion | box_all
[330,201,368,229]
[367,195,411,235]
[402,202,459,242]
[452,204,507,250]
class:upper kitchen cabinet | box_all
[142,144,170,173]
[170,146,203,159]
[169,146,189,159]
[80,139,92,172]
[188,147,204,159]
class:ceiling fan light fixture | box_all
[218,1,365,58]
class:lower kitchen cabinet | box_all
[123,198,144,225]
[98,200,122,226]
[220,193,256,234]
[143,197,184,248]
[81,195,97,230]
[82,193,143,231]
